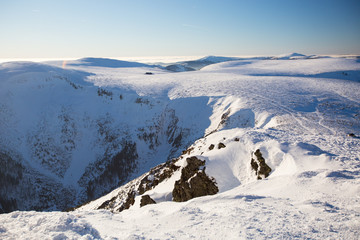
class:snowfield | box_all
[1,54,360,239]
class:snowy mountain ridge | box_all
[1,55,360,239]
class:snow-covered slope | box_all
[164,55,244,72]
[0,60,213,212]
[1,55,360,239]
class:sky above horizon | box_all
[1,0,359,59]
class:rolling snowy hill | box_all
[0,54,360,239]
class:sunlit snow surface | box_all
[1,55,360,239]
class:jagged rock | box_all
[208,144,215,150]
[220,109,231,126]
[97,196,117,210]
[118,190,136,212]
[140,195,156,207]
[251,149,272,180]
[172,157,218,202]
[95,181,137,212]
[138,158,180,195]
[218,143,226,149]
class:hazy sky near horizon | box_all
[1,0,359,58]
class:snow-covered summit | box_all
[271,53,324,60]
[272,52,311,60]
[198,55,241,63]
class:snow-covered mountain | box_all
[0,59,212,212]
[1,55,360,239]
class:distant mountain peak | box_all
[199,55,240,63]
[273,52,308,60]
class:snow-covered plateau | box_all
[0,54,359,239]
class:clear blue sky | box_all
[1,0,359,58]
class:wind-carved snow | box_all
[1,55,360,239]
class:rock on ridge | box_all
[172,156,218,202]
[251,149,272,179]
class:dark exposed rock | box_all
[138,158,180,195]
[348,133,356,137]
[234,137,240,142]
[93,177,138,212]
[181,157,205,180]
[182,147,194,155]
[208,144,215,150]
[173,157,218,202]
[140,195,156,207]
[250,158,259,172]
[97,196,117,210]
[251,149,272,180]
[89,157,181,212]
[220,109,231,126]
[218,143,226,149]
[118,190,136,212]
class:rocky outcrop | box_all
[138,158,180,195]
[92,158,180,212]
[79,153,219,211]
[218,143,226,149]
[96,183,137,212]
[118,191,136,212]
[140,195,156,207]
[172,157,218,202]
[251,149,272,180]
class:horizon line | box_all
[0,53,359,64]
